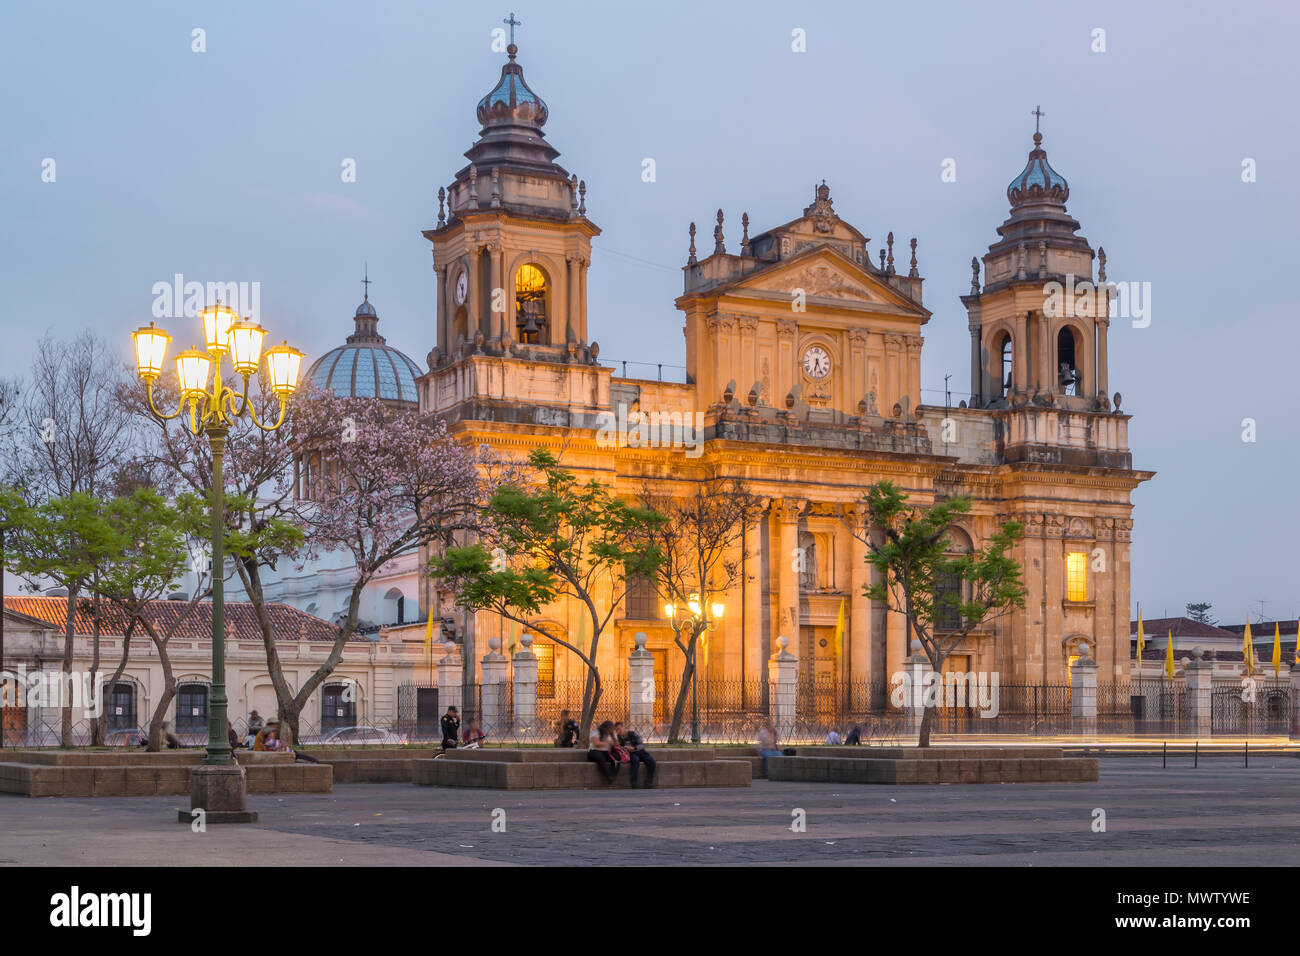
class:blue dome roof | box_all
[1007,132,1069,208]
[355,299,376,317]
[307,344,421,403]
[476,45,548,128]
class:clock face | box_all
[454,271,468,305]
[802,346,831,380]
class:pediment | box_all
[720,246,928,316]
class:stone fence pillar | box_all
[1184,646,1213,737]
[1070,643,1098,737]
[437,640,463,725]
[628,632,654,733]
[902,640,931,739]
[771,635,797,743]
[480,637,508,738]
[512,633,538,739]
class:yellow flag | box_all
[1136,608,1145,658]
[1243,614,1254,675]
[1164,629,1175,679]
[1272,621,1281,677]
[833,597,846,660]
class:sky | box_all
[1,0,1297,623]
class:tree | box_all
[4,493,121,746]
[430,447,664,739]
[854,480,1026,747]
[88,490,209,750]
[1185,602,1216,625]
[254,391,484,743]
[636,477,763,742]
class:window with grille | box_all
[1066,551,1087,602]
[322,683,355,732]
[535,642,555,699]
[624,573,659,620]
[107,683,136,732]
[176,683,208,734]
[934,569,962,630]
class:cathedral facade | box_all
[417,40,1153,705]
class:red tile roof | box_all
[3,596,352,643]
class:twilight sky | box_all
[1,0,1296,623]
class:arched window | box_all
[515,264,548,344]
[992,331,1013,399]
[935,528,974,631]
[106,682,137,733]
[1057,327,1083,395]
[382,588,405,626]
[175,682,209,734]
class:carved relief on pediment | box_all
[1115,518,1133,542]
[1065,516,1094,540]
[767,263,873,301]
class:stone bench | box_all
[0,754,331,797]
[792,746,1067,761]
[438,747,719,762]
[768,754,1097,785]
[413,755,751,789]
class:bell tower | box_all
[422,35,600,368]
[963,113,1112,413]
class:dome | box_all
[304,286,422,404]
[1007,132,1069,208]
[476,44,548,129]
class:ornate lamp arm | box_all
[145,381,187,422]
[223,374,252,422]
[246,391,290,433]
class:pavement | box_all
[3,755,1299,866]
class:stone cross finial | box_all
[687,222,697,264]
[886,232,895,274]
[714,209,725,254]
[437,186,446,227]
[503,11,521,45]
[908,237,918,278]
[1032,104,1045,134]
[741,212,751,255]
[970,256,980,294]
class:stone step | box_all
[0,760,331,796]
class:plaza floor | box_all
[3,756,1298,866]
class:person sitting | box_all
[162,721,182,749]
[756,721,782,778]
[262,725,320,764]
[825,728,843,746]
[554,710,579,748]
[844,723,862,746]
[586,720,620,784]
[227,720,243,753]
[462,722,486,749]
[614,721,655,788]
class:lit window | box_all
[1066,551,1087,602]
[534,642,555,699]
[515,264,548,343]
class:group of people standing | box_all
[555,710,656,787]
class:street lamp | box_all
[131,302,302,824]
[665,593,724,744]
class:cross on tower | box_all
[361,264,371,300]
[504,12,521,45]
[1032,104,1044,134]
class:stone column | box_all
[566,254,580,346]
[846,504,872,694]
[743,512,764,692]
[1070,643,1098,737]
[902,640,931,739]
[771,635,797,744]
[885,602,908,705]
[488,242,504,346]
[1039,312,1052,394]
[512,633,538,739]
[480,637,508,737]
[1013,311,1028,394]
[1185,647,1213,738]
[1096,315,1110,399]
[773,499,802,666]
[466,244,481,343]
[437,640,463,722]
[967,304,983,404]
[629,632,654,733]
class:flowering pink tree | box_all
[285,391,485,741]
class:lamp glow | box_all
[227,321,266,376]
[132,322,171,381]
[263,341,304,396]
[712,603,724,619]
[175,348,213,397]
[688,599,701,616]
[664,603,675,618]
[200,301,239,354]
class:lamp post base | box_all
[176,764,258,825]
